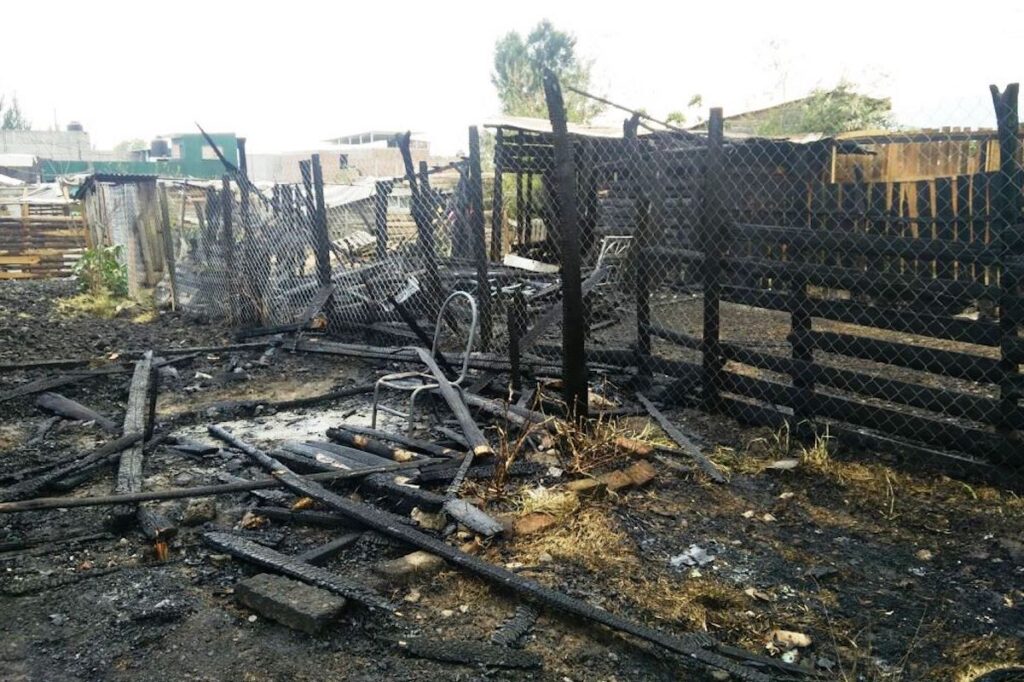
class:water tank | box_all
[67,121,84,132]
[150,138,170,158]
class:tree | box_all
[665,94,703,127]
[0,95,31,130]
[755,80,892,137]
[492,20,603,123]
[113,138,147,155]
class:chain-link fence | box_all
[160,82,1022,474]
[511,80,1022,475]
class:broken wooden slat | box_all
[442,498,503,537]
[0,459,435,514]
[254,507,366,529]
[412,347,493,458]
[302,440,396,467]
[399,638,542,669]
[208,426,778,681]
[203,531,391,611]
[414,460,542,485]
[324,428,425,462]
[635,394,725,483]
[329,424,461,459]
[0,366,127,404]
[36,392,119,433]
[295,532,362,565]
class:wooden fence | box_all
[0,203,88,280]
[644,90,1023,472]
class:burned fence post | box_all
[542,69,589,422]
[507,287,528,392]
[699,108,725,412]
[373,180,392,260]
[627,115,653,383]
[990,83,1023,453]
[789,146,818,423]
[157,186,179,311]
[397,132,441,318]
[469,126,493,351]
[221,175,239,325]
[310,154,332,292]
[491,127,504,262]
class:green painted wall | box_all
[39,132,240,181]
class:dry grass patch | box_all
[513,505,636,573]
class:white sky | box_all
[2,1,1021,155]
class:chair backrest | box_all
[431,290,479,384]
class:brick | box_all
[373,550,445,583]
[235,573,346,635]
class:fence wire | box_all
[164,86,1023,475]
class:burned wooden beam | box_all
[324,428,425,462]
[635,394,725,483]
[328,425,461,459]
[399,638,541,669]
[203,531,391,611]
[254,507,366,530]
[209,427,779,681]
[36,392,119,433]
[0,459,434,514]
[413,347,494,459]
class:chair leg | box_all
[408,385,431,433]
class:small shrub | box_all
[73,245,127,297]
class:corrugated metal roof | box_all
[0,153,37,168]
[485,115,627,138]
[322,179,376,208]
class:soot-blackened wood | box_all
[632,128,653,380]
[296,532,362,565]
[397,132,440,318]
[720,286,1003,347]
[212,427,776,681]
[36,392,118,433]
[0,366,128,404]
[542,71,588,423]
[413,347,494,458]
[373,180,392,260]
[310,154,333,296]
[157,186,179,310]
[518,266,608,351]
[387,294,459,378]
[491,127,505,262]
[221,176,239,324]
[0,432,143,503]
[324,428,424,462]
[507,288,527,391]
[635,394,724,483]
[801,329,1003,384]
[203,531,390,610]
[255,506,364,529]
[116,353,155,498]
[0,459,433,514]
[469,126,492,350]
[991,83,1023,444]
[700,108,725,412]
[415,460,543,485]
[217,472,291,504]
[328,425,461,459]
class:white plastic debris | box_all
[669,544,715,568]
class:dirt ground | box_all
[1,280,1022,681]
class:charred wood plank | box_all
[203,531,390,610]
[35,393,118,432]
[328,425,461,459]
[255,506,366,530]
[0,459,435,514]
[635,394,724,483]
[209,426,777,681]
[412,347,494,458]
[324,428,426,462]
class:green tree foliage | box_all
[492,20,604,123]
[0,94,31,130]
[113,138,147,155]
[755,80,892,137]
